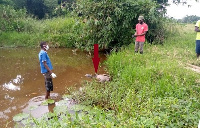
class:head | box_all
[40,41,49,51]
[138,16,144,24]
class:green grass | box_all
[0,31,43,47]
[0,17,84,48]
[71,24,200,127]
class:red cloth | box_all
[135,23,148,42]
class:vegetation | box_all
[70,24,199,127]
[12,24,200,127]
[2,0,195,50]
[178,15,200,23]
[1,0,73,19]
[1,0,199,127]
[73,0,168,50]
[0,5,84,47]
[0,0,171,51]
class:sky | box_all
[166,0,200,19]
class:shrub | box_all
[42,17,84,47]
[73,0,167,51]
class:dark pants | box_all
[196,40,200,54]
[43,72,53,91]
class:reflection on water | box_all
[2,75,23,91]
[4,94,14,100]
[0,48,106,127]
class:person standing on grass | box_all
[132,15,148,54]
[39,41,57,99]
[195,20,200,59]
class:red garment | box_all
[135,23,148,42]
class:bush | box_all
[42,17,84,47]
[0,5,26,32]
[0,13,84,47]
[73,0,167,51]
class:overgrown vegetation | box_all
[0,4,84,47]
[70,24,199,127]
[73,0,168,50]
[0,0,171,50]
[0,0,74,19]
[178,15,200,23]
[1,0,196,51]
[12,24,200,127]
[1,0,199,127]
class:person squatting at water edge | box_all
[132,15,148,54]
[38,41,57,99]
[195,20,200,59]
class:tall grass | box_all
[0,5,84,48]
[42,17,84,48]
[0,31,43,47]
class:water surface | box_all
[0,48,106,127]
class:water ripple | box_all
[2,75,23,91]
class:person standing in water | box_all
[38,41,57,99]
[133,15,148,54]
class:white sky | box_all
[166,0,200,19]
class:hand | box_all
[51,73,57,78]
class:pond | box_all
[0,48,107,127]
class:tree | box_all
[73,0,167,51]
[180,15,200,23]
[0,4,27,32]
[11,0,26,9]
[26,0,46,19]
[0,0,14,5]
[10,0,58,19]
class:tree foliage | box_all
[0,0,13,5]
[179,15,200,23]
[73,0,167,51]
[0,5,28,32]
[0,0,172,49]
[4,0,63,19]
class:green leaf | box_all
[62,94,72,99]
[29,105,38,111]
[70,105,88,111]
[41,99,55,106]
[21,119,34,125]
[53,106,69,114]
[57,100,69,106]
[13,113,29,122]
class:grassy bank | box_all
[13,24,199,127]
[70,24,199,127]
[0,17,84,48]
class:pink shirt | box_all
[135,23,148,42]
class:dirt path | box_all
[186,63,200,73]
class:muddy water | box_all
[0,48,107,127]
